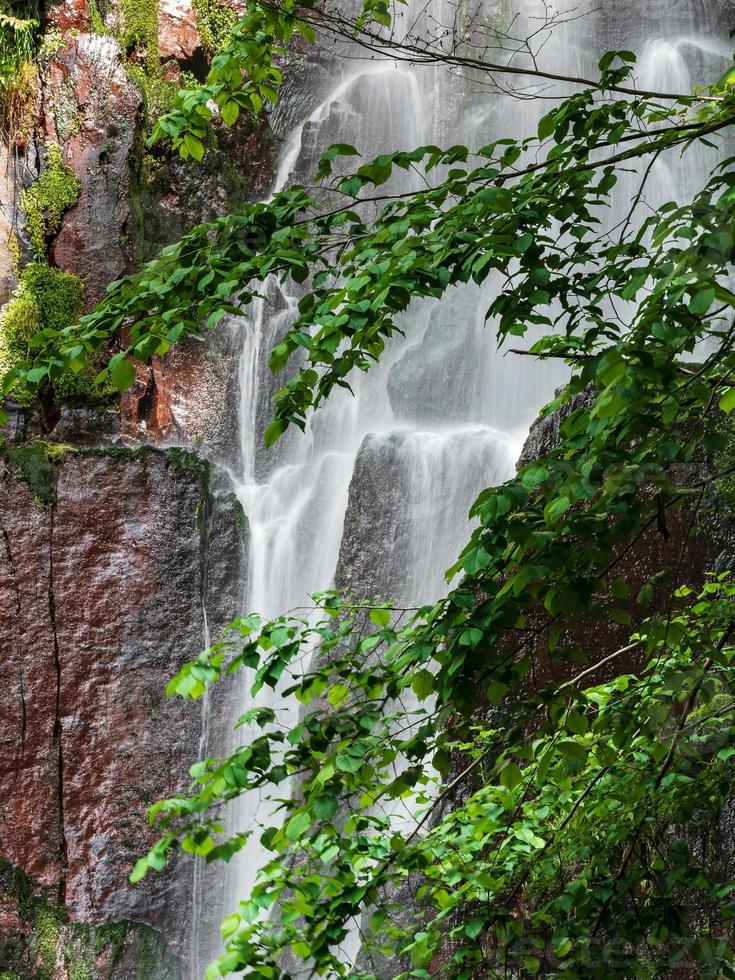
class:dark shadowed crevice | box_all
[175,45,210,81]
[18,669,27,770]
[47,487,68,904]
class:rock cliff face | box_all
[3,0,274,451]
[43,32,142,304]
[0,0,264,975]
[0,446,246,977]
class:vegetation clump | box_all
[0,858,173,978]
[0,8,39,145]
[121,0,159,71]
[31,905,61,979]
[0,264,113,408]
[0,292,41,406]
[193,0,238,55]
[21,143,81,258]
[3,440,74,506]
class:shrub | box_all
[0,263,113,407]
[0,10,39,145]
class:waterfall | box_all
[191,0,733,972]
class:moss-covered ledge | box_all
[1,441,212,508]
[0,860,181,980]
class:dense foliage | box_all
[6,4,735,977]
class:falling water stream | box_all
[191,0,733,973]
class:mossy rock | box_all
[0,858,181,979]
[192,0,238,54]
[3,440,76,506]
[121,0,159,72]
[2,443,212,509]
[19,263,85,332]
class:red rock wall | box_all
[0,447,245,971]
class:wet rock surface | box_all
[119,313,243,461]
[335,431,414,599]
[0,446,246,971]
[157,0,201,61]
[44,33,142,305]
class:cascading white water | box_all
[191,0,733,972]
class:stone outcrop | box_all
[44,33,142,305]
[335,432,415,600]
[119,324,242,458]
[157,0,201,62]
[3,0,274,450]
[0,445,246,976]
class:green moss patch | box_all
[21,143,81,258]
[192,0,238,54]
[3,440,75,507]
[19,263,85,332]
[0,859,180,979]
[121,0,159,72]
[0,292,41,407]
[165,446,210,484]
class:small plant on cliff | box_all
[0,9,39,145]
[11,6,735,978]
[21,142,81,258]
[0,290,40,406]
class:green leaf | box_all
[265,419,287,446]
[637,582,654,605]
[689,286,715,315]
[544,495,570,524]
[328,142,360,157]
[565,710,589,735]
[459,627,483,647]
[286,811,311,840]
[313,796,339,820]
[432,748,452,778]
[411,669,435,699]
[221,100,240,126]
[521,465,549,491]
[110,356,136,392]
[499,762,523,790]
[26,366,48,384]
[610,578,629,601]
[720,388,735,414]
[327,683,349,707]
[129,857,150,883]
[370,607,391,627]
[486,681,508,705]
[183,132,205,161]
[557,740,587,764]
